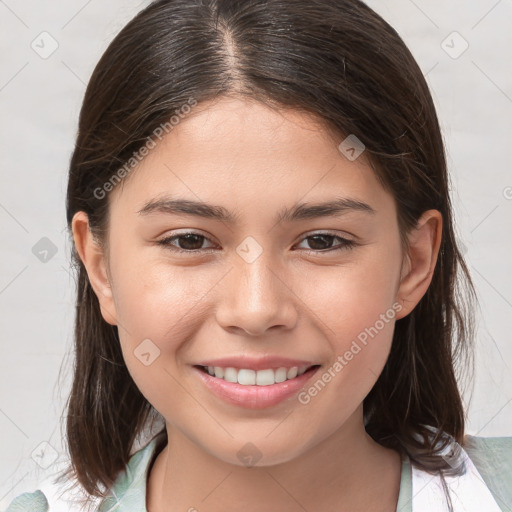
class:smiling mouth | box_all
[194,364,321,386]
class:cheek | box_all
[302,242,401,340]
[107,250,218,395]
[294,268,398,433]
[295,247,401,406]
[110,244,214,341]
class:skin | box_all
[72,96,442,512]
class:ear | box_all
[71,211,118,326]
[394,209,442,320]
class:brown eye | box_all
[295,233,356,252]
[157,230,357,255]
[173,233,205,250]
[305,234,336,250]
[157,232,216,253]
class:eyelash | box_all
[156,231,357,255]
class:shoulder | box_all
[97,431,167,511]
[3,489,49,512]
[463,434,512,511]
[4,432,166,512]
[464,434,512,473]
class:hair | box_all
[61,0,476,501]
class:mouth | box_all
[192,364,322,409]
[194,364,320,386]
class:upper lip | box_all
[194,356,319,371]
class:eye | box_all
[293,232,357,253]
[157,232,217,253]
[157,230,357,254]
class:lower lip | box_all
[193,366,321,409]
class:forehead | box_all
[110,96,393,219]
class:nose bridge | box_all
[215,242,297,335]
[239,253,278,307]
[234,234,281,303]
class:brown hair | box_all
[61,0,476,500]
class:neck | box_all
[147,409,401,512]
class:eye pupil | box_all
[178,234,204,250]
[307,234,334,250]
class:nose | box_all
[215,253,298,336]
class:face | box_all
[76,96,433,467]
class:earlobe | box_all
[71,211,118,326]
[394,209,442,320]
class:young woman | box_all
[6,0,511,511]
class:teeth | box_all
[204,365,312,385]
[238,369,256,385]
[287,367,298,379]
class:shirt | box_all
[4,432,512,511]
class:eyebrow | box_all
[137,196,376,224]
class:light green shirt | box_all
[5,433,512,511]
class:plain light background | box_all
[1,0,511,507]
